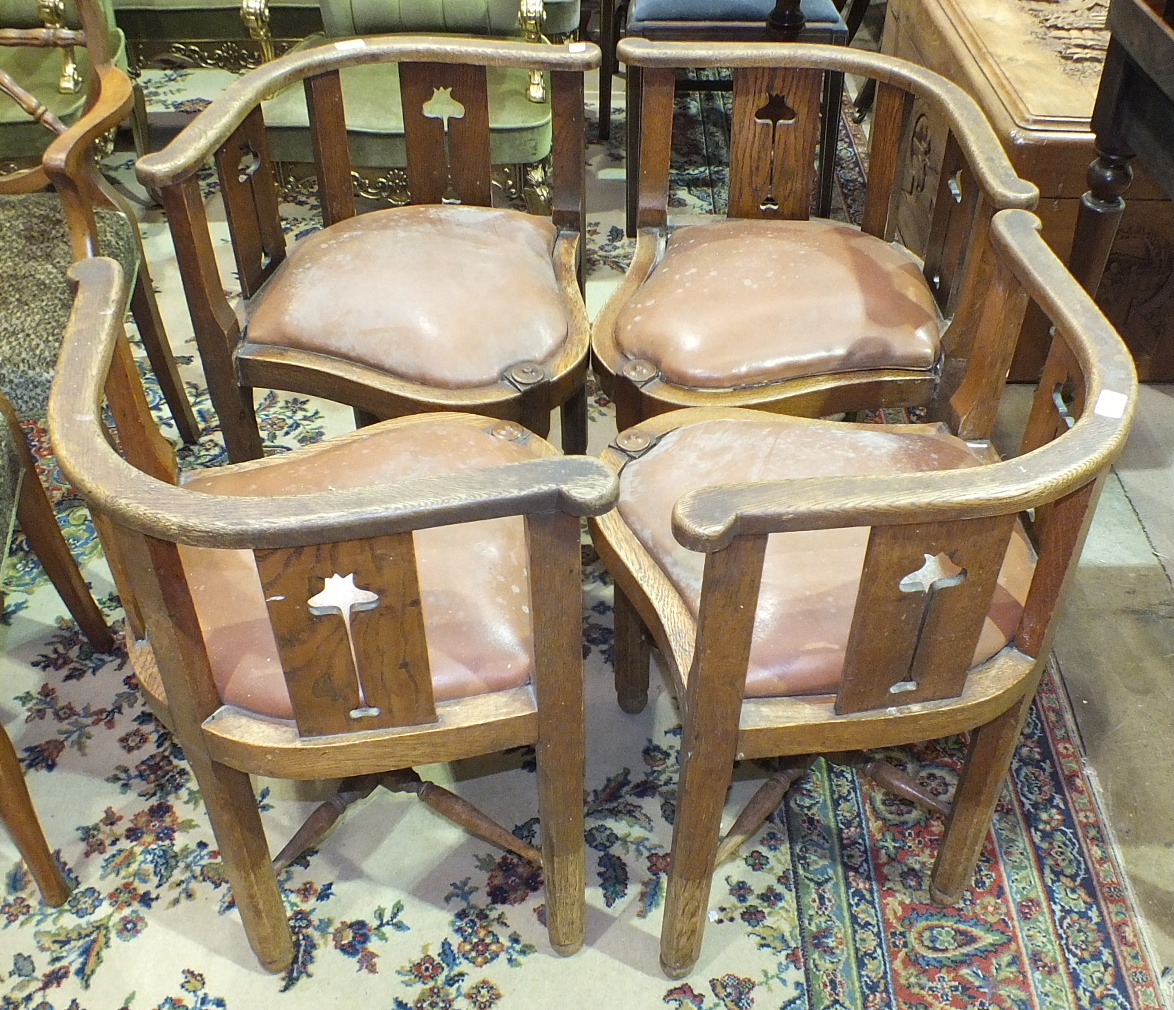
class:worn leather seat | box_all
[245,205,569,386]
[180,414,542,719]
[615,415,1034,697]
[614,219,941,389]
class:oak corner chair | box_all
[589,208,1136,977]
[50,254,619,972]
[136,36,600,466]
[592,40,1041,434]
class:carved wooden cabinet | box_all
[882,0,1174,380]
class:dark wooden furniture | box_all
[589,207,1137,977]
[592,40,1038,432]
[49,254,619,973]
[1069,0,1174,353]
[135,37,599,465]
[881,0,1174,382]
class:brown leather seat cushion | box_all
[614,219,941,388]
[617,416,1035,697]
[179,416,542,720]
[245,204,569,387]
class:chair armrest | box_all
[670,210,1135,553]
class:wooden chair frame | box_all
[592,40,1041,433]
[50,255,618,972]
[135,37,600,465]
[588,209,1136,977]
[0,7,199,444]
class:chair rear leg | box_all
[0,728,70,906]
[930,690,1034,903]
[129,269,200,445]
[613,584,650,713]
[12,440,112,653]
[560,384,588,455]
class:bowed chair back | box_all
[588,209,1136,977]
[593,40,1040,433]
[50,256,618,973]
[136,36,599,465]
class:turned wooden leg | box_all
[190,752,293,972]
[930,692,1033,904]
[527,511,586,955]
[129,259,200,446]
[560,384,588,455]
[0,728,70,906]
[612,584,650,713]
[1069,148,1133,298]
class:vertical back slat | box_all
[860,81,911,239]
[729,66,823,220]
[256,535,436,737]
[636,67,676,229]
[836,516,1016,714]
[550,69,585,235]
[921,131,977,312]
[400,62,492,207]
[305,70,356,227]
[214,105,286,300]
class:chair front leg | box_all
[519,0,549,103]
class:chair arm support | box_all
[51,260,619,551]
[136,37,600,188]
[670,211,1135,553]
[240,0,276,62]
[617,39,1039,212]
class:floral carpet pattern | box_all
[0,67,1165,1010]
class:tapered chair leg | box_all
[0,728,70,906]
[560,384,588,455]
[189,751,294,973]
[528,511,586,955]
[930,690,1034,903]
[613,584,650,713]
[659,711,738,978]
[3,401,113,652]
[129,269,200,445]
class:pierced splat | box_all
[236,144,261,183]
[889,552,968,693]
[753,92,798,211]
[307,573,382,719]
[422,86,467,204]
[729,66,824,219]
[256,534,437,737]
[400,63,493,206]
[836,517,1018,714]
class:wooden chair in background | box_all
[593,40,1040,433]
[589,208,1136,977]
[135,37,599,465]
[50,255,618,972]
[0,0,198,651]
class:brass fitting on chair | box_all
[240,0,276,64]
[518,0,548,103]
[36,0,80,93]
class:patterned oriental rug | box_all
[0,69,1165,1010]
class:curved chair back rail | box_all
[618,38,1037,214]
[136,36,600,190]
[587,205,1135,978]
